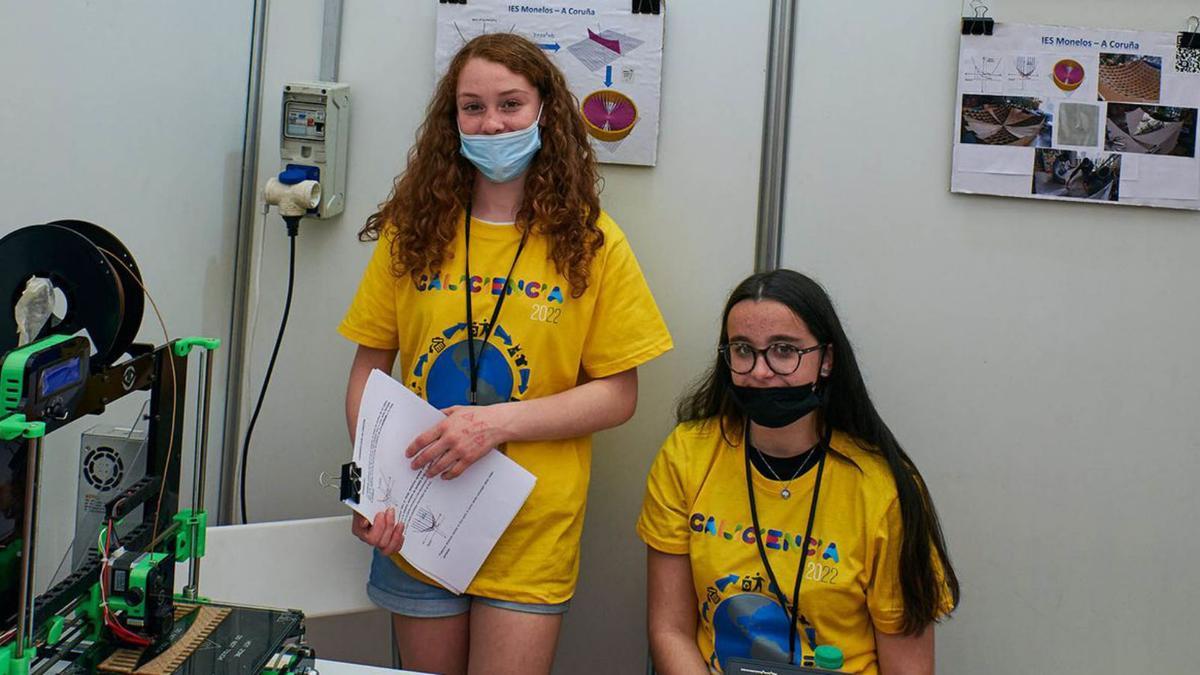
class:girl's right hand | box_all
[351,508,406,555]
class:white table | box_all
[180,515,375,618]
[183,519,429,674]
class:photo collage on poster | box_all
[952,22,1200,210]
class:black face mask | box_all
[730,382,824,428]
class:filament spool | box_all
[0,221,143,368]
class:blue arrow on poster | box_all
[604,65,613,87]
[537,42,561,52]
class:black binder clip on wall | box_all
[1180,16,1200,50]
[633,0,661,15]
[319,463,363,505]
[962,2,995,36]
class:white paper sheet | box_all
[1121,155,1199,200]
[955,144,1035,175]
[347,370,536,594]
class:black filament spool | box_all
[0,222,142,368]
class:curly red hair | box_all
[359,33,604,296]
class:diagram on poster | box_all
[951,21,1200,210]
[436,0,664,166]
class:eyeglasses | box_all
[718,342,826,376]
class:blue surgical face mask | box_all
[458,106,543,183]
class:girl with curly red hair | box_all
[340,33,672,674]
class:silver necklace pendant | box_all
[753,442,820,501]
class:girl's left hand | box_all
[406,404,512,479]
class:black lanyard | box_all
[463,203,529,405]
[744,423,829,665]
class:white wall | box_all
[0,2,252,587]
[239,0,426,524]
[557,4,769,672]
[9,0,1198,670]
[242,1,766,671]
[782,2,1200,673]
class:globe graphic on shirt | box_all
[712,593,793,670]
[425,340,514,408]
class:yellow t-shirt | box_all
[638,420,946,674]
[340,210,672,603]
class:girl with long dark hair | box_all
[639,269,957,674]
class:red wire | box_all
[101,517,151,647]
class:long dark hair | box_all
[678,269,959,634]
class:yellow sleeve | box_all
[636,427,693,555]
[338,235,400,350]
[867,498,957,633]
[866,497,907,634]
[580,217,673,378]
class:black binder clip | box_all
[633,0,661,15]
[439,0,466,5]
[338,462,362,504]
[962,2,994,36]
[1180,16,1200,50]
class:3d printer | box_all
[0,221,315,674]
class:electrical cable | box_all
[100,519,150,647]
[47,399,153,589]
[94,247,181,647]
[239,216,300,523]
[97,248,177,550]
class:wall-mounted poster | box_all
[952,22,1200,210]
[436,0,664,166]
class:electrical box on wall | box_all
[280,81,350,219]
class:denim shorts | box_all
[366,549,571,618]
